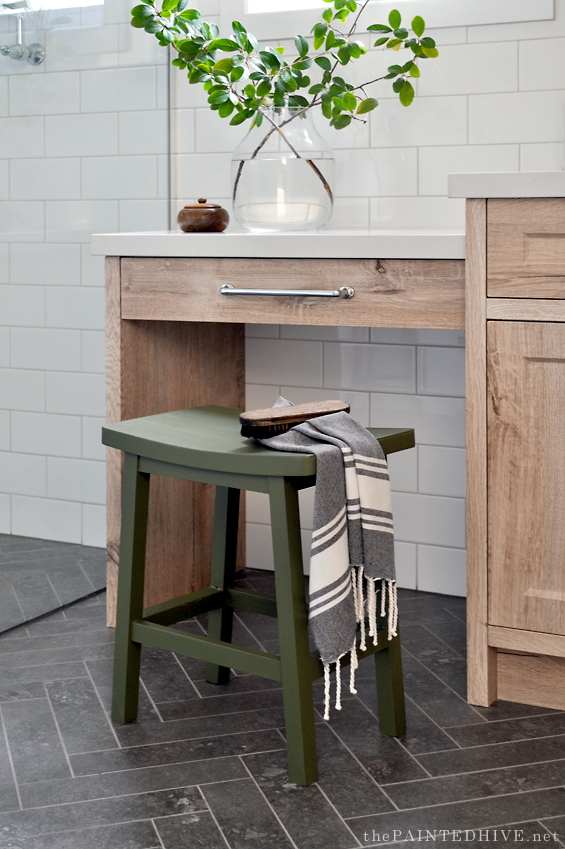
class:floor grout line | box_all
[83,660,122,750]
[0,702,23,811]
[139,677,165,722]
[194,785,233,849]
[44,678,77,780]
[237,755,302,849]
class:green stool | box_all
[102,405,414,786]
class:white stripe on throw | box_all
[311,504,346,542]
[311,510,347,549]
[309,580,352,620]
[309,570,351,613]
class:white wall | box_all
[2,0,564,594]
[0,0,169,545]
[170,0,565,596]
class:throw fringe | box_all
[322,577,399,720]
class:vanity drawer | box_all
[120,256,465,330]
[487,198,565,298]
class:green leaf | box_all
[367,23,391,32]
[213,57,233,74]
[386,38,402,51]
[356,97,378,114]
[393,28,408,39]
[208,90,229,104]
[345,0,356,10]
[332,95,345,110]
[342,91,357,110]
[230,65,245,82]
[337,45,351,64]
[315,55,331,71]
[412,15,425,37]
[161,0,177,10]
[321,93,332,119]
[171,57,187,67]
[230,111,249,126]
[326,29,336,49]
[408,62,420,77]
[218,100,235,117]
[159,28,174,43]
[399,79,414,106]
[131,4,153,17]
[312,22,327,39]
[348,42,361,58]
[294,34,309,58]
[388,9,401,29]
[392,78,404,93]
[144,20,163,33]
[309,83,326,95]
[323,7,332,22]
[313,36,325,50]
[421,46,438,58]
[178,8,200,19]
[257,80,271,96]
[255,111,264,127]
[332,114,352,129]
[373,37,388,47]
[421,36,436,48]
[288,94,309,107]
[208,38,239,51]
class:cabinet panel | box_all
[488,321,565,635]
[487,198,565,298]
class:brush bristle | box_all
[241,422,293,439]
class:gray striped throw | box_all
[261,398,397,719]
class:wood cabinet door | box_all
[488,321,565,635]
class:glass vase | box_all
[231,106,334,233]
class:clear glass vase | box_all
[231,106,334,233]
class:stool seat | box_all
[102,405,415,479]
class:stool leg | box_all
[374,632,407,736]
[112,453,150,724]
[269,476,318,786]
[206,486,240,685]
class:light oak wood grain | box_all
[488,321,565,638]
[487,299,565,321]
[497,651,565,710]
[488,625,565,658]
[466,199,496,707]
[487,198,565,298]
[105,257,122,627]
[121,257,465,330]
[105,258,246,627]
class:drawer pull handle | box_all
[220,284,355,299]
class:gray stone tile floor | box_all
[0,535,106,634]
[1,562,565,849]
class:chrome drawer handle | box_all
[220,284,355,299]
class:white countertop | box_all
[449,171,565,198]
[91,229,466,260]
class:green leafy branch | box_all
[130,0,439,132]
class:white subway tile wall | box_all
[3,0,565,587]
[0,0,168,546]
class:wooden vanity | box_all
[94,172,565,711]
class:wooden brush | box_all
[240,400,350,439]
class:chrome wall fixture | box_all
[0,1,44,64]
